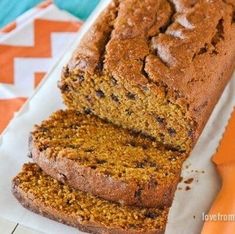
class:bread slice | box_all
[59,0,235,152]
[29,110,186,208]
[12,163,169,234]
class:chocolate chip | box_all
[144,211,158,219]
[38,144,48,152]
[96,89,105,98]
[96,60,104,73]
[77,76,84,83]
[67,145,76,149]
[84,108,92,114]
[83,157,88,162]
[59,82,69,93]
[184,178,194,184]
[125,109,133,116]
[117,172,122,177]
[188,129,194,138]
[141,85,149,92]
[168,128,176,137]
[134,188,142,199]
[96,159,107,164]
[128,224,137,228]
[58,173,67,183]
[126,92,136,100]
[85,95,92,102]
[103,171,111,176]
[159,133,165,142]
[84,148,95,153]
[198,47,207,55]
[141,144,148,150]
[128,140,137,147]
[75,111,81,116]
[156,116,165,125]
[127,140,148,150]
[62,66,70,77]
[212,49,219,55]
[69,123,80,129]
[65,199,71,205]
[172,145,182,152]
[111,94,119,102]
[149,162,157,167]
[90,165,97,170]
[110,77,118,86]
[40,126,49,132]
[135,161,145,168]
[185,186,191,191]
[149,178,158,188]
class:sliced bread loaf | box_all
[12,163,169,234]
[60,0,235,153]
[30,110,186,208]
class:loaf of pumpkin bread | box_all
[29,110,186,208]
[13,163,169,234]
[60,0,235,152]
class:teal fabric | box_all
[0,0,99,28]
[0,0,42,28]
[55,0,100,21]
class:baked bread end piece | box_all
[12,163,168,234]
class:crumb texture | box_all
[31,110,186,207]
[13,163,168,233]
[32,110,185,183]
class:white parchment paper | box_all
[0,0,234,233]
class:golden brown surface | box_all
[60,0,235,152]
[30,110,186,207]
[12,163,168,233]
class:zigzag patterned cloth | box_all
[0,0,82,133]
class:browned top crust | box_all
[66,0,235,141]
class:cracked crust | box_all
[29,110,185,208]
[12,163,166,234]
[61,0,235,151]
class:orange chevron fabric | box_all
[0,3,82,134]
[37,0,52,9]
[34,72,46,88]
[0,98,27,133]
[0,19,81,85]
[0,22,17,33]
